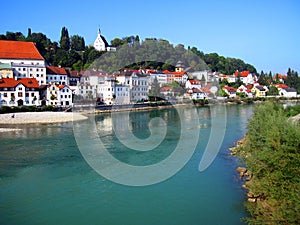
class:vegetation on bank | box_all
[235,102,300,224]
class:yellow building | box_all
[252,85,266,97]
[0,63,13,78]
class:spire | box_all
[98,26,101,35]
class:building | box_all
[116,72,149,102]
[47,83,72,106]
[46,66,69,85]
[93,28,116,52]
[251,85,267,97]
[222,86,237,98]
[0,77,40,106]
[279,88,297,98]
[0,63,13,78]
[185,79,202,90]
[0,40,46,85]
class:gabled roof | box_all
[0,78,39,88]
[223,86,237,92]
[254,85,266,91]
[0,40,44,60]
[274,84,288,89]
[46,66,67,75]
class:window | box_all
[18,92,22,97]
[30,68,32,71]
[37,74,39,77]
[25,93,29,97]
[31,93,35,97]
[65,95,67,98]
[36,68,39,72]
[40,69,43,72]
[61,95,63,98]
[18,87,22,91]
[3,93,7,97]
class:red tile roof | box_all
[0,40,44,60]
[0,78,39,88]
[163,70,186,75]
[46,66,67,75]
[235,70,250,77]
[274,84,288,89]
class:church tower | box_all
[93,27,107,51]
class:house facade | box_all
[0,78,40,106]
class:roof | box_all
[188,79,201,85]
[254,85,266,91]
[0,78,39,88]
[0,40,44,60]
[283,88,296,92]
[274,84,288,89]
[160,87,174,92]
[223,86,237,92]
[46,66,67,75]
[163,70,186,75]
[234,70,250,77]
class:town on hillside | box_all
[0,31,299,108]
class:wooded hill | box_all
[0,27,257,74]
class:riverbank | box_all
[230,103,300,224]
[0,111,88,125]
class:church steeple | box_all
[98,26,101,35]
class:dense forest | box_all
[0,27,257,74]
[236,103,300,224]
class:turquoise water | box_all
[0,105,253,225]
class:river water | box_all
[0,104,253,225]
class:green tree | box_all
[60,27,70,51]
[111,38,125,47]
[71,35,85,51]
[267,86,279,96]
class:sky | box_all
[1,0,299,74]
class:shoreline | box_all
[0,111,88,125]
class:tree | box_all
[71,35,85,51]
[110,38,125,47]
[149,77,161,101]
[60,27,70,51]
[267,86,279,96]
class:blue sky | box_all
[1,0,299,74]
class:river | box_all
[0,104,253,225]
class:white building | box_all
[115,84,130,104]
[93,28,116,52]
[150,73,168,86]
[116,72,149,102]
[0,77,40,106]
[185,79,202,90]
[279,88,297,98]
[0,40,46,85]
[97,77,116,105]
[46,66,69,85]
[47,83,73,106]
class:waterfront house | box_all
[222,86,237,98]
[251,85,267,97]
[116,72,149,102]
[0,40,46,85]
[0,77,40,106]
[237,84,253,97]
[47,83,72,106]
[279,88,297,98]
